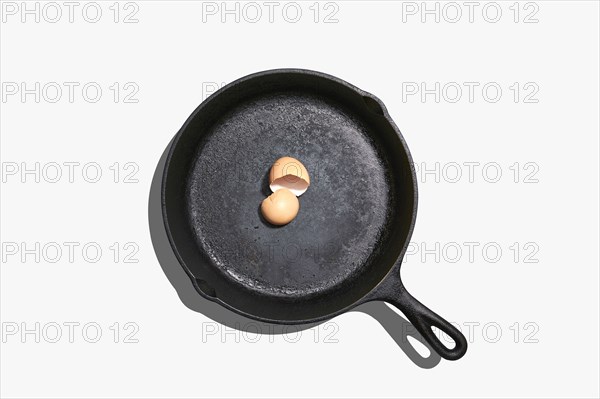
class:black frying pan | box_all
[162,69,467,360]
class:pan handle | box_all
[370,269,468,361]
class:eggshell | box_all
[261,188,300,226]
[269,156,310,196]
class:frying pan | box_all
[162,69,467,360]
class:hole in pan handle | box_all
[373,270,468,361]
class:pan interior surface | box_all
[164,72,416,322]
[189,91,389,295]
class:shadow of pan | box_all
[149,139,441,369]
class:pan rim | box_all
[161,68,419,324]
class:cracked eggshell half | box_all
[269,156,310,196]
[261,188,300,226]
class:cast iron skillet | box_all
[162,69,467,360]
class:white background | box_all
[1,1,599,398]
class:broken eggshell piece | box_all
[260,188,300,226]
[268,156,310,196]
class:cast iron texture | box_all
[162,69,467,360]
